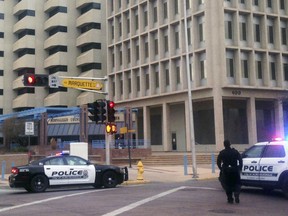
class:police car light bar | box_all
[271,137,283,141]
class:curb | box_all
[122,180,151,185]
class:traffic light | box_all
[107,100,116,123]
[87,100,107,123]
[106,123,117,134]
[23,73,49,87]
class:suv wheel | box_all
[281,177,288,199]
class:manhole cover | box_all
[209,209,235,214]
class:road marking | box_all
[0,189,114,213]
[102,186,186,216]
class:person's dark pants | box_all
[220,170,241,203]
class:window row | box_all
[225,12,288,49]
[226,50,288,87]
[225,0,288,16]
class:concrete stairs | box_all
[141,153,217,166]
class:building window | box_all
[256,60,262,79]
[226,53,235,77]
[267,0,272,8]
[176,65,181,84]
[200,53,206,79]
[127,44,131,64]
[280,0,286,10]
[254,23,261,42]
[165,68,170,86]
[154,37,158,56]
[136,41,139,61]
[17,29,35,39]
[284,63,288,81]
[253,0,259,6]
[137,75,140,92]
[18,10,35,21]
[241,59,249,78]
[239,16,247,41]
[80,2,101,14]
[81,43,101,53]
[198,16,205,42]
[18,48,34,57]
[174,0,179,14]
[270,61,276,80]
[175,28,180,49]
[144,40,149,58]
[134,10,139,31]
[225,14,233,40]
[268,25,274,44]
[143,6,148,28]
[155,69,159,88]
[153,4,157,23]
[281,26,287,45]
[48,26,67,36]
[164,32,169,52]
[145,70,149,90]
[48,6,67,18]
[49,46,67,55]
[163,1,168,19]
[128,76,132,93]
[80,23,101,33]
[81,63,101,72]
[0,13,4,19]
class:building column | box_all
[143,106,151,148]
[162,103,170,151]
[247,97,257,145]
[275,99,284,138]
[214,98,225,151]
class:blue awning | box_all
[47,122,125,136]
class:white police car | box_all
[9,153,128,193]
[241,138,288,198]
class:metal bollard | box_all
[183,155,188,175]
[1,160,6,181]
[211,153,215,173]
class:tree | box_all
[1,117,26,150]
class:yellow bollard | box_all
[137,160,144,181]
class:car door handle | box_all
[278,160,285,163]
[70,168,74,170]
[251,161,258,163]
[46,168,50,170]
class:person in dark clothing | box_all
[217,139,243,204]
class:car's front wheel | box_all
[281,177,288,199]
[102,171,118,188]
[30,175,49,193]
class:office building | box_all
[106,0,288,151]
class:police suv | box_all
[9,153,128,193]
[241,138,288,198]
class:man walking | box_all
[217,140,243,204]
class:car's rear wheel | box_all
[30,175,49,193]
[102,171,118,188]
[281,177,288,199]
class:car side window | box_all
[66,156,88,165]
[44,158,65,165]
[262,145,286,158]
[242,145,265,158]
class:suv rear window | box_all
[242,145,266,158]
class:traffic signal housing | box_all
[23,73,49,87]
[87,100,107,123]
[107,100,116,123]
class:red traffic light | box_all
[27,75,36,85]
[108,101,115,108]
[23,73,49,87]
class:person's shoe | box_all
[235,197,240,204]
[227,199,234,204]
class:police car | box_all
[241,138,288,198]
[9,153,128,193]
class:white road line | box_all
[101,186,187,216]
[0,189,114,213]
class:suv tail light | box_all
[11,167,19,175]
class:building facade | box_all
[0,0,106,114]
[106,0,288,152]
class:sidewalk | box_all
[124,164,219,185]
[0,164,219,188]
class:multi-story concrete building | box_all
[107,0,288,152]
[0,0,106,114]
